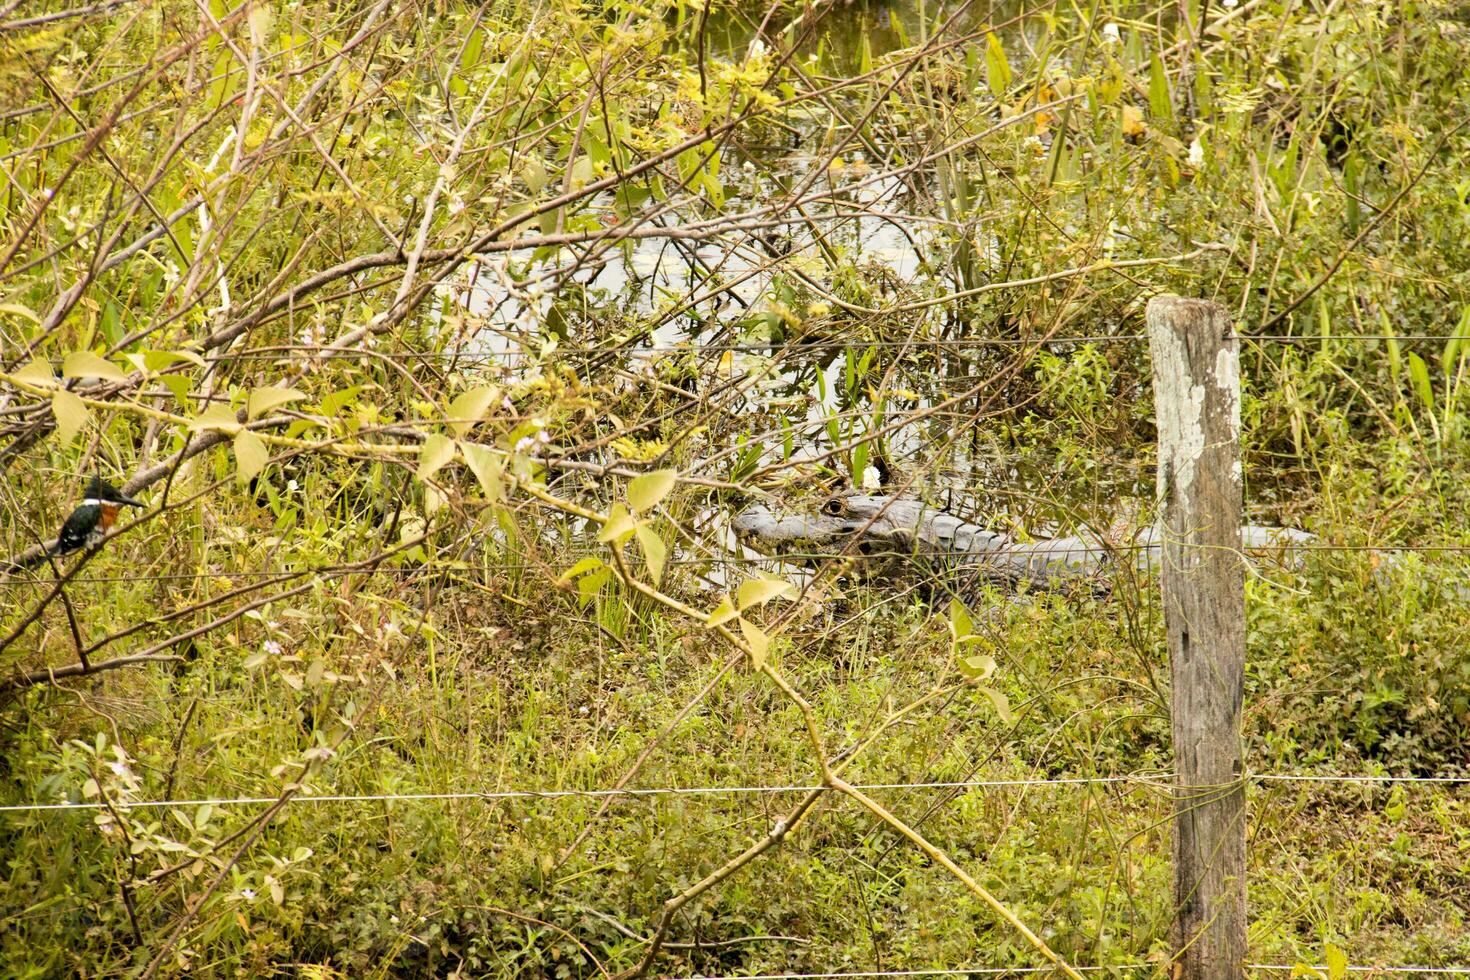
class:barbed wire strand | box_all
[657,968,1470,980]
[0,774,1165,813]
[659,968,1143,979]
[1249,966,1470,975]
[157,332,1470,361]
[7,770,1469,815]
[3,539,1468,587]
[9,333,1465,372]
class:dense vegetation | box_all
[2,0,1469,975]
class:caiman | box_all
[732,493,1315,594]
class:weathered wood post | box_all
[1147,296,1247,980]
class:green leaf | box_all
[188,404,241,433]
[233,430,269,484]
[959,653,997,681]
[978,685,1014,723]
[446,385,500,437]
[706,595,739,628]
[636,524,667,586]
[13,358,56,385]
[318,385,365,417]
[1148,52,1173,123]
[460,442,503,501]
[1385,334,1403,392]
[140,349,206,372]
[948,597,973,641]
[0,302,41,324]
[577,566,610,606]
[247,386,307,421]
[160,375,193,410]
[628,468,676,513]
[597,502,637,546]
[1408,352,1434,413]
[416,434,456,481]
[736,575,796,611]
[1324,944,1348,980]
[740,619,770,670]
[984,33,1011,98]
[557,556,605,584]
[522,157,547,193]
[62,351,126,382]
[52,389,89,443]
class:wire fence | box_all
[11,332,1469,374]
[661,969,1470,979]
[5,538,1469,587]
[6,770,1465,815]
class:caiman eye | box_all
[822,497,845,517]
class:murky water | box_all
[435,0,1151,546]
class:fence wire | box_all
[6,770,1467,815]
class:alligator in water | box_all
[732,493,1316,594]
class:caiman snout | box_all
[732,500,869,561]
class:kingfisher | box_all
[50,476,144,555]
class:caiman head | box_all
[731,493,922,577]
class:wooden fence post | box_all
[1147,296,1248,980]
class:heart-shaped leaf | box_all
[736,575,796,611]
[597,502,637,545]
[13,358,55,385]
[706,595,739,628]
[446,386,500,436]
[188,404,241,433]
[628,469,676,513]
[557,556,605,584]
[636,524,667,586]
[740,619,770,670]
[416,434,456,481]
[233,430,269,483]
[978,685,1014,724]
[948,597,973,641]
[247,386,307,421]
[460,442,503,501]
[52,389,89,443]
[62,351,126,382]
[958,653,997,681]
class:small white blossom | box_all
[241,888,256,901]
[513,436,536,454]
[1187,138,1205,167]
[1100,23,1121,44]
[262,639,283,656]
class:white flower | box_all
[262,639,283,656]
[1187,138,1205,167]
[241,888,256,900]
[1222,0,1238,7]
[861,465,882,491]
[513,436,536,454]
[1100,23,1121,44]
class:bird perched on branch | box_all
[50,476,144,556]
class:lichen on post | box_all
[1147,295,1248,980]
